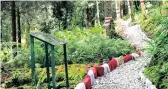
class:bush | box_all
[55,26,134,64]
[141,4,168,89]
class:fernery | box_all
[55,26,134,64]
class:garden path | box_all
[92,22,152,89]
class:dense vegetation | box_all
[135,3,168,89]
[1,1,168,89]
[1,24,134,88]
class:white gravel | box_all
[92,21,155,89]
[92,56,149,89]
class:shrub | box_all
[141,4,168,89]
[55,26,134,64]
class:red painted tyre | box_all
[83,75,91,89]
[94,66,104,77]
[108,58,118,71]
[123,54,133,63]
[93,67,98,78]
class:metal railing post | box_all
[63,44,69,88]
[45,43,50,89]
[51,45,56,88]
[30,36,35,87]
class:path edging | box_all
[75,51,142,89]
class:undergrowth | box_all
[136,3,168,89]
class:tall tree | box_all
[104,1,112,17]
[11,1,16,43]
[1,1,12,42]
[122,0,128,16]
[17,7,21,47]
[127,0,131,16]
[83,1,96,28]
[104,1,116,38]
[52,1,74,30]
[140,0,146,18]
[115,0,121,19]
[130,1,135,21]
[96,0,100,26]
[11,1,17,56]
[115,0,123,34]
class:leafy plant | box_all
[55,26,134,64]
[141,4,168,89]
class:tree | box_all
[17,7,21,47]
[104,1,112,37]
[127,0,131,16]
[83,1,96,28]
[115,0,121,19]
[18,1,54,47]
[130,1,135,21]
[11,1,16,43]
[140,0,146,18]
[122,0,128,16]
[95,0,100,26]
[1,1,12,42]
[11,1,17,56]
[52,1,74,30]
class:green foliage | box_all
[1,67,31,88]
[1,64,87,88]
[55,26,134,64]
[1,9,12,42]
[145,40,157,54]
[122,14,130,20]
[1,1,136,88]
[56,64,87,88]
[144,66,160,85]
[0,42,30,68]
[141,4,168,89]
[52,1,74,29]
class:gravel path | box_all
[92,23,152,89]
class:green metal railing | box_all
[30,32,69,89]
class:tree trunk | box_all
[130,1,135,21]
[23,17,30,48]
[120,1,123,18]
[84,9,88,28]
[17,7,21,47]
[96,0,100,26]
[11,1,17,56]
[140,0,146,18]
[116,0,121,19]
[12,1,16,43]
[84,7,90,28]
[115,0,123,34]
[104,1,112,17]
[123,0,128,16]
[63,10,68,30]
[127,0,131,16]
